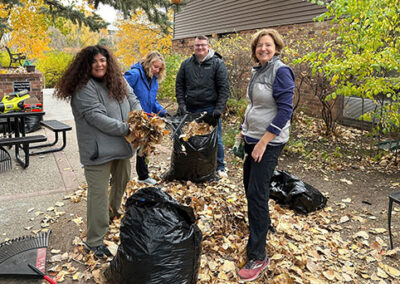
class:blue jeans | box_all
[188,106,225,171]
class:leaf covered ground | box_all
[4,112,400,283]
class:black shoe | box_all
[83,242,112,258]
[109,210,123,224]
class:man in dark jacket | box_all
[175,35,230,177]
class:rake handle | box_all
[28,263,57,284]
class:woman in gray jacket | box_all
[54,45,141,258]
[237,29,295,281]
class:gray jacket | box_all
[242,57,292,145]
[71,78,141,166]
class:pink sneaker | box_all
[237,257,270,282]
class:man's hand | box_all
[213,110,222,120]
[177,104,188,115]
[201,112,217,126]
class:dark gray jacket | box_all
[71,78,141,166]
[175,50,230,113]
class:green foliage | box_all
[311,0,400,138]
[212,33,253,100]
[158,53,185,99]
[88,0,185,34]
[225,97,247,119]
[0,51,8,67]
[36,51,74,88]
[223,126,238,148]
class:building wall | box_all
[172,20,343,120]
[173,0,327,40]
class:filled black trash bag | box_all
[163,113,218,182]
[24,114,42,133]
[106,187,202,284]
[270,170,327,214]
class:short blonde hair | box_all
[250,29,285,63]
[141,51,166,82]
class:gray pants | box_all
[84,159,131,247]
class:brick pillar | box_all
[0,71,44,104]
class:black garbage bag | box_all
[163,113,218,182]
[24,114,42,133]
[270,170,327,214]
[106,187,202,284]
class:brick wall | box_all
[172,21,343,120]
[0,71,44,104]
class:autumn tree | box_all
[1,0,52,59]
[115,9,172,70]
[309,0,400,145]
[0,0,184,41]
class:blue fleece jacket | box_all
[124,62,166,116]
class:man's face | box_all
[194,38,210,61]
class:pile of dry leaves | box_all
[287,112,400,174]
[35,174,400,283]
[125,111,169,156]
[180,121,214,141]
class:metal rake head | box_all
[0,146,12,172]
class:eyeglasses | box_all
[194,44,208,48]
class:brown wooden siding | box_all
[173,0,326,39]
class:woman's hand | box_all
[252,140,267,162]
[251,131,276,162]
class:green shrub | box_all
[158,53,185,100]
[36,51,74,88]
[212,33,252,101]
[0,51,9,67]
[225,97,247,119]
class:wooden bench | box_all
[0,135,47,168]
[30,120,72,155]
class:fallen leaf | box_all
[340,179,353,185]
[221,260,235,273]
[323,269,335,281]
[378,262,400,278]
[353,231,369,240]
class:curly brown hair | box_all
[54,45,128,102]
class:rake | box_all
[0,230,52,277]
[0,146,12,172]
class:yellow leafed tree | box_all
[115,9,172,69]
[3,0,51,59]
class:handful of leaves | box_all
[125,111,169,156]
[179,121,214,141]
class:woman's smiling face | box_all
[255,35,276,66]
[91,53,107,79]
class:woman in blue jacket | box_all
[124,51,168,185]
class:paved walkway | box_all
[0,89,85,242]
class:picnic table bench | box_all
[0,111,73,169]
[30,120,72,155]
[0,111,46,168]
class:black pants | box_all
[136,152,149,181]
[243,142,284,260]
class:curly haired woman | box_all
[54,45,141,258]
